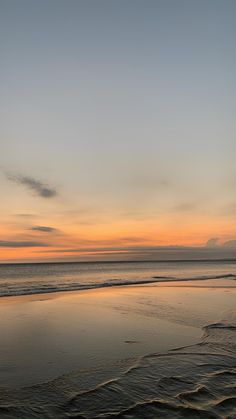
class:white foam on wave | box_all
[0,273,235,298]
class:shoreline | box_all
[0,283,207,389]
[0,274,235,300]
[0,281,235,417]
[0,282,235,374]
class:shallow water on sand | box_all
[0,286,201,388]
[0,276,235,418]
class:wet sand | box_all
[0,279,235,417]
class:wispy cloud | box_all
[43,245,207,254]
[206,238,236,248]
[31,226,57,233]
[223,240,236,248]
[173,202,198,212]
[6,174,57,198]
[40,240,236,259]
[15,213,36,218]
[0,241,49,248]
[130,173,170,189]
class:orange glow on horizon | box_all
[1,211,236,262]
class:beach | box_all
[2,0,236,416]
[0,275,235,418]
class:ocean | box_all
[0,259,236,297]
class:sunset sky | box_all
[1,0,236,262]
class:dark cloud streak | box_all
[6,174,57,198]
[31,226,57,233]
[0,241,49,248]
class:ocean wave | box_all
[0,278,163,298]
[0,273,235,298]
[0,274,236,297]
[153,273,236,281]
[0,318,235,418]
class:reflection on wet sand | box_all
[0,280,235,418]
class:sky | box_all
[1,0,236,262]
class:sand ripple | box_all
[0,318,235,418]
